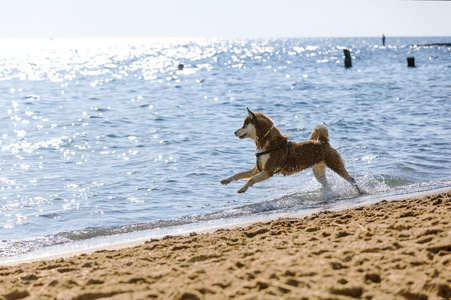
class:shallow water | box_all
[1,37,450,259]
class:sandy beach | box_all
[1,191,450,300]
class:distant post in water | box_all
[343,49,352,68]
[382,34,386,46]
[407,57,415,68]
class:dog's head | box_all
[234,108,274,141]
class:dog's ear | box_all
[246,107,256,120]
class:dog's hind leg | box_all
[312,161,328,186]
[325,150,362,195]
[330,165,362,194]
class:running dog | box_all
[220,108,362,194]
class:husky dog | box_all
[221,108,362,194]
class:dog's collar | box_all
[255,126,283,158]
[261,126,273,140]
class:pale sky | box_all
[1,0,450,38]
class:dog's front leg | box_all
[221,167,259,185]
[237,170,272,193]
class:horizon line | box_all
[1,35,450,40]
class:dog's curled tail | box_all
[309,124,329,143]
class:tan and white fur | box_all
[221,108,362,194]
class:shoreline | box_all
[2,186,450,267]
[1,190,450,299]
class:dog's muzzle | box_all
[235,130,246,139]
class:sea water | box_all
[1,37,450,261]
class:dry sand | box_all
[1,191,450,300]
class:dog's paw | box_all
[237,187,247,193]
[220,178,232,185]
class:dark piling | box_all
[344,49,352,68]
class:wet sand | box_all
[1,191,450,300]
